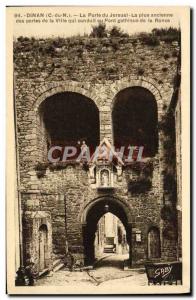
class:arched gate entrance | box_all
[82,197,132,266]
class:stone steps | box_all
[52,258,65,272]
[104,249,114,253]
[39,268,49,277]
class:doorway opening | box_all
[94,212,129,257]
[39,224,48,272]
[148,226,161,259]
[83,198,131,267]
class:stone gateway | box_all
[14,30,181,275]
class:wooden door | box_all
[39,225,48,271]
[148,228,160,259]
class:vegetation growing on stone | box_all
[152,27,180,43]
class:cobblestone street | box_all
[35,254,147,287]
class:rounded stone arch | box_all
[38,223,48,234]
[110,77,163,121]
[80,195,132,225]
[112,81,159,157]
[33,82,101,161]
[143,220,160,234]
[81,195,132,265]
[32,82,102,113]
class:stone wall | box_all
[14,34,180,269]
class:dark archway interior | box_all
[83,199,131,265]
[40,92,100,150]
[112,87,158,157]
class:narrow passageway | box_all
[88,254,134,285]
[35,253,147,287]
[94,253,127,270]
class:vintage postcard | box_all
[6,6,190,294]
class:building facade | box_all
[14,33,181,273]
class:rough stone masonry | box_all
[14,30,181,273]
